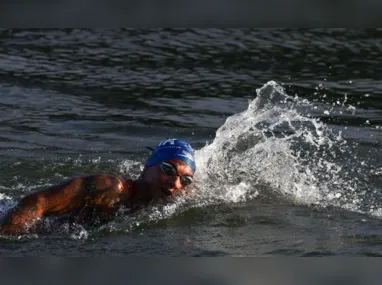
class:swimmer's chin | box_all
[160,187,172,196]
[147,187,171,202]
[151,186,184,203]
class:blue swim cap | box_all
[145,139,196,173]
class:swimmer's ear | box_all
[146,147,155,152]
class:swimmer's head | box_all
[145,139,196,174]
[142,139,196,198]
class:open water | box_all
[0,29,381,256]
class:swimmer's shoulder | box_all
[79,173,133,194]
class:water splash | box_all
[193,81,376,215]
[0,193,17,222]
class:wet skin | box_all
[0,159,193,235]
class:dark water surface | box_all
[0,29,381,256]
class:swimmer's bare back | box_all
[0,174,134,235]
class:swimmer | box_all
[0,139,195,235]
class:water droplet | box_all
[324,110,330,115]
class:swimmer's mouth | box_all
[161,188,172,196]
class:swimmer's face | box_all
[143,159,194,199]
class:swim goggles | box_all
[159,161,193,186]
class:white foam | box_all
[0,193,18,221]
[188,81,373,216]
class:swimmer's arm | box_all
[0,177,86,235]
[0,192,46,235]
[0,175,129,235]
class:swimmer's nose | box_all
[167,175,182,190]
